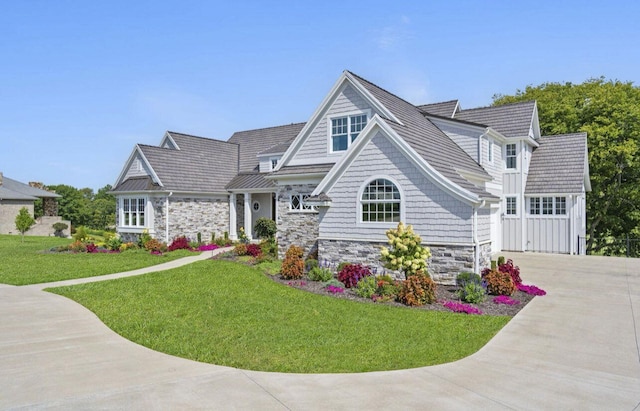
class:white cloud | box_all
[375,15,413,51]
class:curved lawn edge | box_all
[47,260,511,373]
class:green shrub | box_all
[305,258,319,272]
[375,277,401,303]
[323,278,343,288]
[259,238,278,258]
[398,274,436,306]
[73,226,88,242]
[52,222,68,232]
[105,236,123,251]
[281,245,304,280]
[491,260,497,270]
[138,230,152,248]
[355,275,377,298]
[497,256,506,266]
[254,217,277,239]
[456,272,481,287]
[483,269,515,296]
[456,281,486,304]
[308,266,333,282]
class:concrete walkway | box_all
[1,252,639,410]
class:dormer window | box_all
[331,114,367,152]
[270,158,278,170]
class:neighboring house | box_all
[112,71,590,282]
[0,172,70,237]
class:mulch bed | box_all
[213,253,536,316]
[271,276,535,316]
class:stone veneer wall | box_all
[276,184,319,259]
[43,198,58,217]
[318,238,490,285]
[162,196,229,243]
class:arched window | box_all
[361,178,401,222]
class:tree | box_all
[15,207,35,242]
[380,222,431,278]
[493,78,640,254]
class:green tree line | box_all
[36,184,116,230]
[493,77,640,254]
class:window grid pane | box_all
[542,197,553,215]
[506,197,516,215]
[530,198,540,215]
[555,197,566,215]
[361,179,400,222]
[506,144,517,169]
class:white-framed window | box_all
[488,140,493,163]
[270,158,278,170]
[331,113,367,152]
[530,197,540,215]
[505,196,517,215]
[121,197,146,227]
[529,196,567,216]
[361,178,401,223]
[289,194,316,212]
[506,143,517,169]
[555,197,566,215]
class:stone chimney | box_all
[0,172,3,186]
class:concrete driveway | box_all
[1,252,639,410]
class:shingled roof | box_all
[455,101,536,138]
[0,174,60,200]
[228,123,305,172]
[525,133,590,194]
[348,72,496,200]
[417,100,459,118]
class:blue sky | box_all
[1,0,639,191]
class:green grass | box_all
[0,235,195,285]
[49,260,510,373]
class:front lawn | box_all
[48,259,510,373]
[0,235,195,285]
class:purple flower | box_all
[517,284,546,296]
[493,295,520,305]
[326,285,345,294]
[197,244,219,251]
[442,301,482,315]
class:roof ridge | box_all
[232,121,306,135]
[459,100,536,113]
[416,99,459,107]
[347,71,422,112]
[540,132,587,138]
[166,130,221,141]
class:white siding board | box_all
[432,122,479,162]
[320,132,473,243]
[526,216,570,253]
[294,85,375,162]
[477,207,491,242]
[124,155,150,180]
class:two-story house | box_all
[112,70,590,283]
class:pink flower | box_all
[493,295,520,305]
[517,284,546,296]
[443,301,482,315]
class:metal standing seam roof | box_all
[225,173,276,190]
[228,123,305,172]
[525,133,589,194]
[455,101,536,138]
[110,176,161,192]
[0,176,61,200]
[348,72,496,200]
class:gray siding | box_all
[294,85,374,161]
[250,193,272,233]
[481,138,503,189]
[431,121,479,162]
[320,132,473,243]
[477,207,491,242]
[124,155,150,181]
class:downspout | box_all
[568,194,574,255]
[473,200,486,274]
[165,192,173,242]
